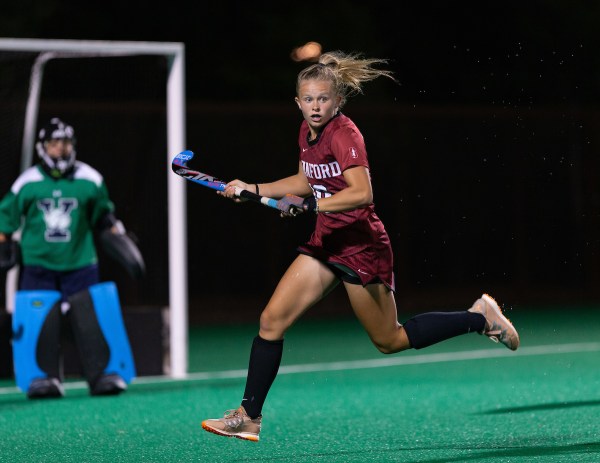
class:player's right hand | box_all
[219,179,248,202]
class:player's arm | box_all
[276,165,373,216]
[317,166,373,213]
[257,162,312,199]
[221,162,312,200]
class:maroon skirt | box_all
[297,232,395,291]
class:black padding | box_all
[0,240,19,272]
[99,229,145,279]
[67,290,110,385]
[35,301,62,379]
[96,212,119,231]
[0,311,13,378]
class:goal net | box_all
[0,38,188,378]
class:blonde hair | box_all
[296,50,395,108]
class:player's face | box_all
[295,79,341,139]
[45,139,74,159]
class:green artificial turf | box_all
[0,306,599,462]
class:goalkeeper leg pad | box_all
[12,290,62,393]
[67,282,136,392]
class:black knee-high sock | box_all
[403,311,485,349]
[241,336,283,419]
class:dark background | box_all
[1,1,599,325]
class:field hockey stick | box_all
[171,150,281,211]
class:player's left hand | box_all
[276,194,317,217]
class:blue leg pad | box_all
[70,282,136,384]
[90,282,136,383]
[12,290,62,392]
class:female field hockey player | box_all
[201,50,520,442]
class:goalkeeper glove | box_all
[0,238,18,272]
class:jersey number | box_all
[312,184,332,199]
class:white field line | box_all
[1,341,599,395]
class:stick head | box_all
[172,150,194,169]
[171,150,227,191]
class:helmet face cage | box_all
[36,117,77,178]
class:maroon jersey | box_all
[297,113,395,290]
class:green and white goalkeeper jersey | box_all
[0,162,114,271]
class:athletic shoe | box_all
[469,293,520,351]
[27,377,64,399]
[202,406,261,442]
[90,373,127,396]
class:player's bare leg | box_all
[345,283,411,354]
[259,254,340,341]
[347,284,517,353]
[202,254,339,441]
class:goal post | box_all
[0,38,188,378]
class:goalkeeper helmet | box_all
[36,117,77,178]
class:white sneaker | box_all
[202,406,261,442]
[469,294,520,351]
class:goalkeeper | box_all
[0,117,143,399]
